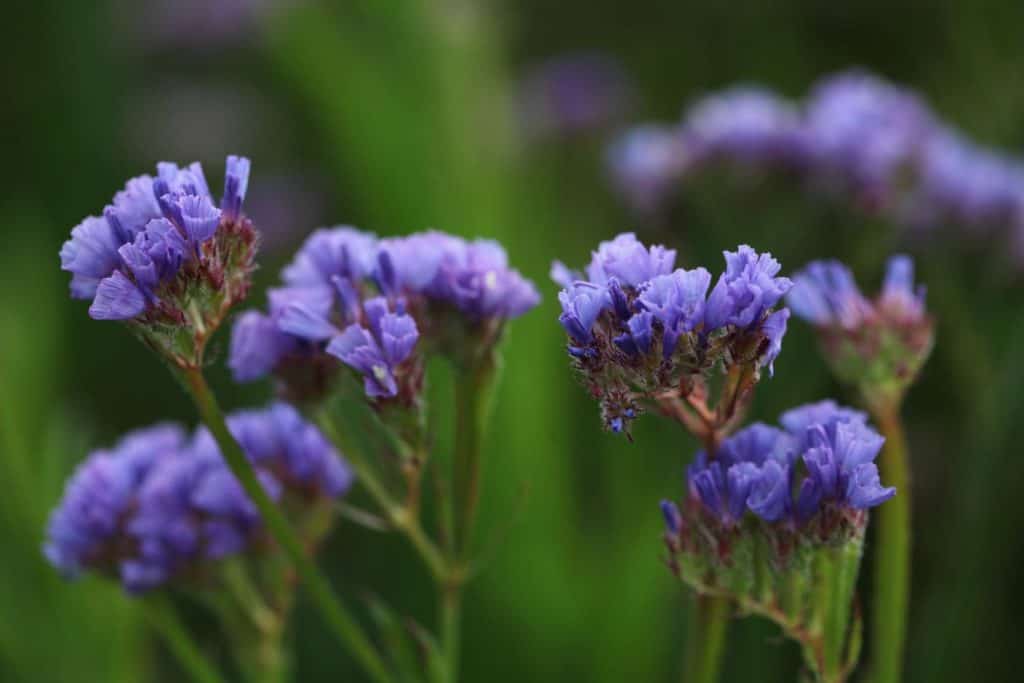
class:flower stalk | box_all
[144,594,227,683]
[179,368,391,683]
[868,407,911,683]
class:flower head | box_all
[788,255,933,410]
[683,87,809,169]
[554,235,791,434]
[667,400,892,551]
[230,227,538,401]
[805,71,937,204]
[44,405,351,594]
[60,156,257,367]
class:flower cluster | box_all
[44,404,351,593]
[661,400,893,572]
[788,254,933,411]
[60,156,257,366]
[609,70,1024,259]
[553,234,791,434]
[230,227,540,402]
[519,53,633,139]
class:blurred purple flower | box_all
[519,53,633,138]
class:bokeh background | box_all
[4,1,1024,681]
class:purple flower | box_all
[60,156,254,323]
[585,232,677,288]
[675,401,893,529]
[759,309,789,376]
[877,255,927,324]
[805,71,937,200]
[606,127,689,213]
[787,260,873,329]
[44,425,186,583]
[790,254,927,328]
[683,87,809,168]
[637,267,711,356]
[557,281,611,344]
[44,405,352,594]
[282,227,379,288]
[704,245,792,330]
[519,53,633,138]
[326,298,420,399]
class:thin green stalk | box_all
[180,369,392,683]
[145,595,227,683]
[314,410,449,582]
[869,409,911,683]
[451,355,498,558]
[684,595,729,683]
[440,583,462,682]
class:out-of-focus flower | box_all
[60,156,257,367]
[609,68,1024,267]
[606,126,689,213]
[230,227,539,401]
[519,53,633,139]
[44,404,351,594]
[553,234,791,434]
[788,255,933,411]
[684,87,810,170]
[804,70,937,205]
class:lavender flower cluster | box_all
[44,404,351,593]
[788,254,933,410]
[610,70,1024,252]
[552,233,791,433]
[60,156,255,323]
[661,401,894,565]
[230,228,540,402]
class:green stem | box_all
[683,595,729,683]
[451,356,495,557]
[145,595,227,683]
[440,583,462,682]
[314,410,449,583]
[869,409,911,683]
[180,369,392,683]
[821,541,863,681]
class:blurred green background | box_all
[3,1,1024,681]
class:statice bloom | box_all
[553,234,791,433]
[519,53,632,138]
[909,129,1024,231]
[804,71,937,204]
[327,298,420,399]
[664,400,892,553]
[61,157,253,320]
[44,404,352,593]
[788,255,932,409]
[683,87,810,170]
[606,126,689,213]
[704,245,793,330]
[230,226,539,401]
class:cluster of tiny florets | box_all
[552,233,791,434]
[661,400,894,571]
[609,70,1024,260]
[60,156,257,365]
[43,404,351,593]
[230,227,540,402]
[787,255,933,409]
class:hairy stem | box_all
[180,369,391,683]
[869,409,911,683]
[145,595,227,683]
